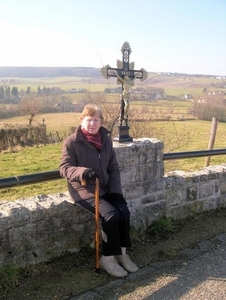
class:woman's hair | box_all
[80,104,104,122]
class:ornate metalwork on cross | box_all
[100,41,148,142]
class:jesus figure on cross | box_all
[113,71,133,125]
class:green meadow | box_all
[1,118,226,201]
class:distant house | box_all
[104,87,122,93]
[54,102,76,112]
[66,88,87,93]
[184,94,192,99]
[155,93,162,99]
[54,101,86,112]
[66,89,78,94]
[197,98,207,103]
[208,91,226,96]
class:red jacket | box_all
[59,125,123,202]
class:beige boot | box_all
[115,254,139,273]
[100,255,128,278]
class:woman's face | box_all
[81,114,101,134]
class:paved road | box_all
[71,233,226,300]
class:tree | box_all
[5,86,10,98]
[0,85,5,99]
[11,86,18,97]
[18,95,43,125]
[26,86,31,94]
[37,86,41,95]
[43,86,47,94]
[196,102,226,122]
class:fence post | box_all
[204,117,218,167]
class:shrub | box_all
[0,264,19,291]
[0,125,48,150]
[148,216,174,238]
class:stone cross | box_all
[100,41,148,142]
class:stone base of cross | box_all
[114,125,132,143]
[100,41,148,142]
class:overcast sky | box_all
[1,0,226,76]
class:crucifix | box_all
[100,41,148,142]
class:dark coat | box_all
[59,125,123,202]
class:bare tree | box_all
[18,95,43,125]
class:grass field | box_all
[1,117,226,201]
[1,98,194,133]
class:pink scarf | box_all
[81,128,102,150]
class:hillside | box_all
[0,67,221,79]
[0,67,101,78]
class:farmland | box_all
[0,72,226,201]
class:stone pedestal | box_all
[114,125,133,143]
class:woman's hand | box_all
[82,169,98,181]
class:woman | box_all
[59,104,138,278]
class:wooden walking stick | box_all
[94,177,100,271]
[81,177,100,272]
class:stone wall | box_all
[0,138,226,268]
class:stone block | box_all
[187,185,198,201]
[202,198,217,211]
[199,181,215,199]
[165,189,185,207]
[167,204,189,220]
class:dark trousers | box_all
[76,197,131,256]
